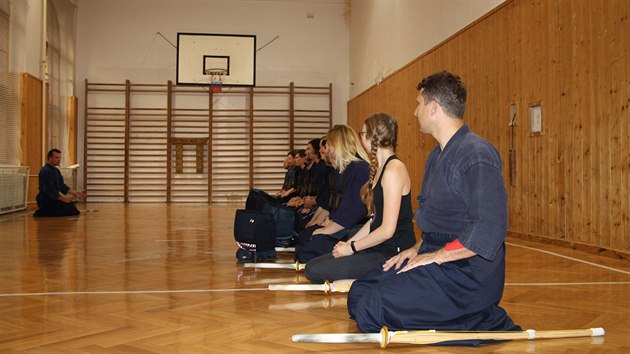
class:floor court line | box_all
[2,281,629,298]
[506,242,630,276]
[0,288,269,297]
[505,281,630,286]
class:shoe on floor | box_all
[255,249,277,262]
[236,248,255,263]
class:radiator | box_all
[0,166,29,215]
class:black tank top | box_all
[369,155,416,257]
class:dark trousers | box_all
[293,206,318,233]
[347,233,521,342]
[33,197,80,217]
[304,251,388,284]
[294,224,363,263]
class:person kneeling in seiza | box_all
[347,71,520,345]
[33,149,86,217]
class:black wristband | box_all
[350,241,358,254]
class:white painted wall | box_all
[75,0,350,123]
[75,0,504,125]
[349,0,505,97]
[9,0,44,77]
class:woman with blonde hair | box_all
[304,113,416,283]
[294,125,370,263]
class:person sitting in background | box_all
[294,125,370,263]
[286,149,306,208]
[305,137,336,229]
[275,150,298,203]
[294,138,326,231]
[33,149,86,217]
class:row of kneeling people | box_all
[239,71,521,338]
[236,128,372,263]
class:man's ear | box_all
[428,99,439,116]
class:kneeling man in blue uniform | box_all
[33,149,86,217]
[347,71,520,344]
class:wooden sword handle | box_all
[329,279,355,293]
[382,327,604,347]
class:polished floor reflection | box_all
[0,203,629,353]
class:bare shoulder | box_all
[385,158,409,174]
[382,158,411,188]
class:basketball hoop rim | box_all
[204,68,228,76]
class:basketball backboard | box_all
[177,33,256,86]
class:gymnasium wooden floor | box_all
[1,203,629,353]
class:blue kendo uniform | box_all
[33,163,80,217]
[347,125,520,344]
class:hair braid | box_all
[361,139,378,214]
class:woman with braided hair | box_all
[304,113,416,283]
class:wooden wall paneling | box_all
[550,0,569,240]
[569,1,586,245]
[581,2,597,246]
[347,0,630,253]
[603,0,627,250]
[609,0,627,250]
[20,73,43,205]
[616,0,630,250]
[520,10,534,239]
[594,1,610,248]
[523,1,542,239]
[548,1,561,237]
[584,1,599,247]
[560,0,575,241]
[604,0,619,249]
[505,1,523,233]
[539,2,551,239]
[625,0,630,250]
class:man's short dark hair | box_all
[307,138,321,159]
[417,71,467,119]
[296,149,306,158]
[47,149,61,158]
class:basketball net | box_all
[205,69,226,93]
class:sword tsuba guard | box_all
[380,327,389,348]
[324,280,331,294]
